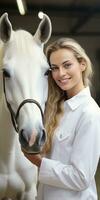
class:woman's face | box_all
[50,48,86,98]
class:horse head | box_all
[0,12,52,154]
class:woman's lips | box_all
[59,77,71,84]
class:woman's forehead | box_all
[50,48,76,65]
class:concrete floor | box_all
[96,166,100,200]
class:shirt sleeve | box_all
[38,111,100,191]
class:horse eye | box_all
[3,68,11,78]
[44,69,51,76]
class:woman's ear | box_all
[80,60,86,72]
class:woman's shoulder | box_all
[81,96,100,120]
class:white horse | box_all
[0,12,52,200]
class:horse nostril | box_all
[19,129,28,146]
[39,129,46,146]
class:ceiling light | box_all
[16,0,26,15]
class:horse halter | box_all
[3,73,44,132]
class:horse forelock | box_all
[13,30,40,55]
[0,29,45,69]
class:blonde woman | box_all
[23,38,100,200]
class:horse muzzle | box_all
[19,128,46,154]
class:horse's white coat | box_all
[0,13,52,200]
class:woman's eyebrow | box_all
[51,60,71,67]
[62,60,71,64]
[50,64,58,67]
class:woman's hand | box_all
[22,150,42,167]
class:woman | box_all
[23,38,100,200]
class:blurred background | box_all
[0,0,100,198]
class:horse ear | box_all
[0,13,12,43]
[34,12,52,45]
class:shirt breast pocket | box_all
[56,128,75,145]
[57,132,70,141]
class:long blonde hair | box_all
[43,38,93,154]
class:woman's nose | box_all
[59,67,66,76]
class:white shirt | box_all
[37,87,100,200]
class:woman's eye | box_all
[2,68,11,78]
[64,63,72,69]
[51,66,58,71]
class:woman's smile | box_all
[58,77,71,84]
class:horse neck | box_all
[0,96,17,155]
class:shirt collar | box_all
[65,87,91,110]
